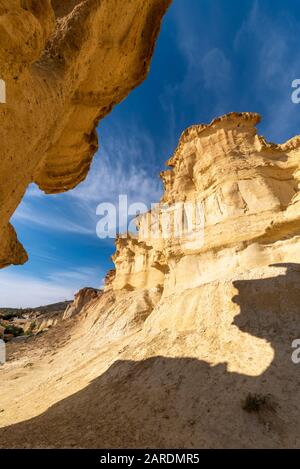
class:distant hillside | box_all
[0,301,71,319]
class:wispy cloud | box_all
[5,111,165,308]
[164,1,233,119]
[47,267,101,284]
[234,0,300,141]
[13,121,163,238]
[14,201,95,235]
[68,122,163,206]
[0,266,103,308]
[201,48,231,91]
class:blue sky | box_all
[2,0,300,307]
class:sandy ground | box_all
[1,276,300,449]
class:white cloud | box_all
[0,272,74,308]
[234,1,300,142]
[13,122,163,238]
[47,267,100,284]
[67,123,163,206]
[13,201,95,235]
[3,123,163,308]
[202,48,231,91]
[0,267,103,308]
[167,3,232,116]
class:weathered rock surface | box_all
[111,112,300,294]
[1,113,300,448]
[63,287,101,319]
[0,0,171,268]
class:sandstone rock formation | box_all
[1,112,300,448]
[63,287,101,319]
[0,0,171,268]
[111,112,300,296]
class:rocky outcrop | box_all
[0,0,171,268]
[63,287,101,319]
[2,113,300,448]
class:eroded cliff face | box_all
[2,113,300,448]
[111,112,300,296]
[0,0,171,268]
[63,287,101,319]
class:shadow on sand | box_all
[1,263,300,448]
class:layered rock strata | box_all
[111,112,300,296]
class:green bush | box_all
[4,324,24,337]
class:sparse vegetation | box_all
[0,308,23,320]
[3,324,24,338]
[28,321,36,334]
[242,393,276,413]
